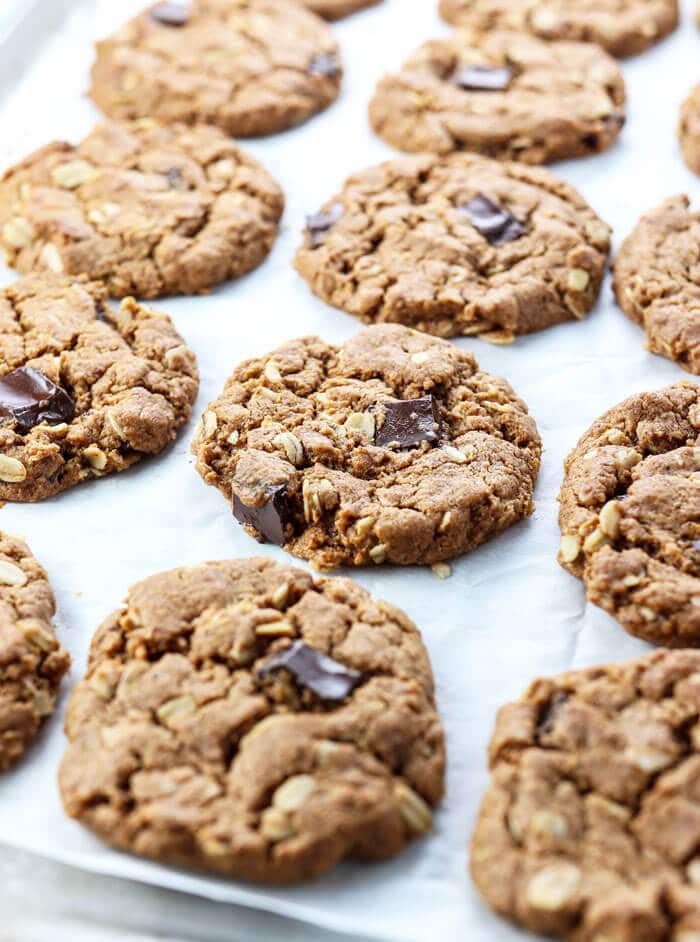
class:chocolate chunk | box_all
[0,367,74,434]
[451,64,513,92]
[306,202,343,248]
[536,691,569,740]
[150,1,190,26]
[165,167,186,190]
[308,53,340,78]
[258,640,363,701]
[233,484,293,545]
[460,194,525,245]
[375,396,441,449]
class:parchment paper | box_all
[0,0,698,938]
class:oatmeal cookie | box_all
[679,85,700,176]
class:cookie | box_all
[471,648,700,940]
[679,85,700,176]
[0,532,70,771]
[0,274,199,502]
[439,0,679,58]
[612,196,700,374]
[300,0,380,18]
[58,556,445,882]
[294,153,610,340]
[192,323,541,569]
[369,30,625,163]
[90,0,342,137]
[0,119,284,299]
[558,382,700,646]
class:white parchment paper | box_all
[0,1,698,938]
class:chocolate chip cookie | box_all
[612,196,700,374]
[0,120,284,299]
[0,532,70,771]
[471,648,700,940]
[294,154,610,339]
[679,85,700,176]
[558,382,700,646]
[369,30,626,163]
[300,0,380,18]
[439,0,679,58]
[90,0,342,137]
[0,274,199,502]
[192,324,541,569]
[58,556,445,882]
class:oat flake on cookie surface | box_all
[0,274,198,502]
[471,648,700,940]
[0,532,70,771]
[58,556,445,883]
[192,323,541,569]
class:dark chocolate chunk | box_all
[233,484,293,545]
[308,53,340,78]
[375,396,441,449]
[536,691,569,740]
[0,367,74,434]
[306,202,343,248]
[451,64,513,92]
[258,640,363,701]
[460,194,525,245]
[150,1,190,26]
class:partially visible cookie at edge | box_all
[0,119,284,299]
[300,0,380,18]
[192,323,541,570]
[295,153,610,340]
[0,532,70,771]
[471,648,700,939]
[679,84,700,176]
[90,0,342,137]
[369,29,626,163]
[0,274,199,502]
[558,381,700,646]
[612,196,700,373]
[58,556,445,883]
[439,0,679,58]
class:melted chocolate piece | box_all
[258,640,363,701]
[460,194,525,245]
[375,396,441,449]
[233,484,292,545]
[451,64,513,92]
[150,1,190,25]
[536,691,569,740]
[308,53,340,78]
[306,202,343,248]
[0,367,74,434]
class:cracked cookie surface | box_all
[294,154,610,339]
[439,0,679,58]
[369,30,625,163]
[300,0,380,18]
[90,0,342,137]
[0,532,70,771]
[558,382,700,646]
[58,556,445,883]
[0,120,284,299]
[679,86,700,176]
[0,274,199,502]
[612,196,700,374]
[471,649,700,940]
[192,324,541,569]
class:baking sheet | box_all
[0,0,698,938]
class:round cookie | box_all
[369,30,626,163]
[679,84,700,176]
[0,119,284,299]
[294,153,611,340]
[58,556,445,882]
[439,0,679,59]
[90,0,342,137]
[558,382,700,646]
[612,196,700,374]
[0,274,199,502]
[300,0,380,18]
[0,532,70,771]
[471,648,700,940]
[192,324,541,569]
